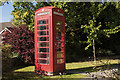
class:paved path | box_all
[66,64,119,80]
[80,64,119,80]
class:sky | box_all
[0,2,13,22]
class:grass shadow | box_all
[2,72,45,80]
[2,58,119,80]
[66,63,119,75]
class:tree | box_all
[81,19,101,62]
[11,2,120,62]
[81,2,120,62]
[49,2,120,61]
[2,25,34,64]
[11,2,87,61]
[0,1,9,6]
[11,2,49,31]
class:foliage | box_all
[11,2,120,62]
[100,32,120,55]
[11,2,49,31]
[51,2,95,61]
[11,2,35,30]
[51,2,92,46]
[51,2,120,61]
[81,2,120,50]
[80,2,120,62]
[2,43,12,59]
[1,43,13,72]
[2,25,34,64]
[81,19,101,50]
[0,1,9,6]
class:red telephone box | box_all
[35,6,65,75]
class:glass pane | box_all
[57,59,63,63]
[37,59,47,64]
[56,26,61,31]
[47,20,48,24]
[57,48,61,52]
[47,31,49,35]
[37,20,46,25]
[56,37,61,41]
[38,48,49,53]
[56,42,61,47]
[40,37,46,41]
[56,32,61,36]
[37,59,40,63]
[57,53,62,58]
[38,31,46,36]
[37,26,46,30]
[37,54,47,58]
[40,48,47,52]
[37,37,49,41]
[38,42,49,47]
[40,60,47,64]
[40,54,47,58]
[47,53,49,64]
[37,31,46,36]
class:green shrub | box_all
[2,44,12,59]
[2,44,12,72]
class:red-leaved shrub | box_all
[3,25,34,64]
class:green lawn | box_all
[2,59,119,80]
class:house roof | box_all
[0,27,12,34]
[35,6,55,13]
[0,22,13,35]
[0,22,12,31]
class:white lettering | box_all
[37,12,50,16]
[53,11,63,16]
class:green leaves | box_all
[102,25,120,37]
[81,19,101,50]
[0,1,9,6]
[11,2,49,31]
[11,2,120,53]
[81,3,120,50]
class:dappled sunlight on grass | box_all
[66,59,119,70]
[13,65,87,78]
[2,59,119,79]
[13,59,118,73]
[14,66,35,72]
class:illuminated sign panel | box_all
[53,11,63,16]
[37,12,50,16]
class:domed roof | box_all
[35,6,55,13]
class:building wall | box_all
[0,22,12,32]
[0,31,10,44]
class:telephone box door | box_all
[53,10,65,72]
[35,16,52,73]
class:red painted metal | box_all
[35,6,65,75]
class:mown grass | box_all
[2,59,119,80]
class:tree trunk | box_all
[93,39,96,62]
